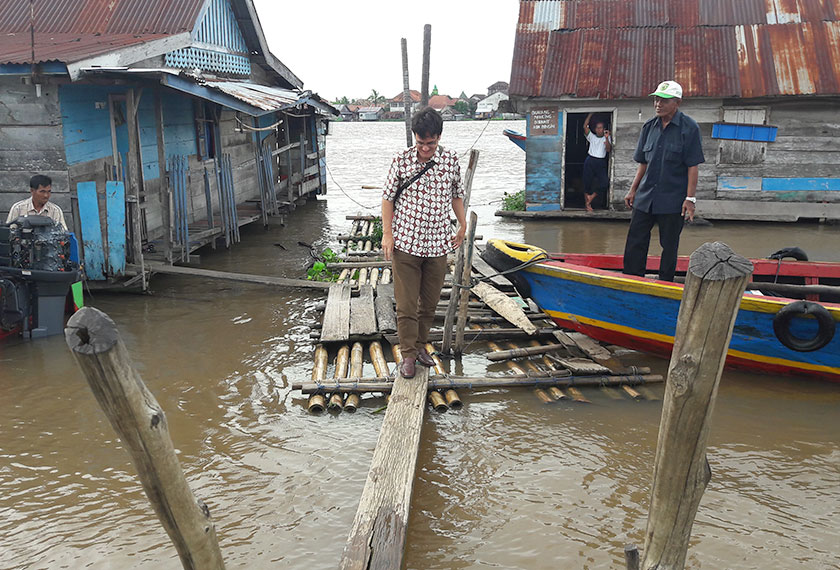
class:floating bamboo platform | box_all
[299,215,662,415]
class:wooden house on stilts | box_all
[0,0,337,286]
[508,0,840,222]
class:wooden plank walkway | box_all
[321,283,352,341]
[339,366,429,570]
[350,284,377,336]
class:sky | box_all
[251,0,521,102]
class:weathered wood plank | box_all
[471,281,537,335]
[321,283,352,342]
[138,262,332,290]
[374,283,397,334]
[105,181,126,276]
[77,181,106,280]
[471,248,512,288]
[339,367,429,570]
[350,284,377,336]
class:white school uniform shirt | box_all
[586,132,612,159]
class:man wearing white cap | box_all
[622,80,704,282]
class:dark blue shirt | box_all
[632,110,704,214]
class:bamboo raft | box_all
[298,213,663,415]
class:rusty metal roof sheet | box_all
[0,0,201,34]
[0,32,171,65]
[0,0,201,64]
[511,0,840,98]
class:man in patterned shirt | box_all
[382,107,467,378]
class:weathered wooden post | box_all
[420,24,431,108]
[65,307,225,570]
[441,149,479,355]
[639,242,752,569]
[400,38,412,147]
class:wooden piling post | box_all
[641,242,753,570]
[420,24,431,108]
[401,37,412,147]
[441,150,479,355]
[64,307,224,570]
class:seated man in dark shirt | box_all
[623,80,705,282]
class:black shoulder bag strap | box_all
[392,160,436,205]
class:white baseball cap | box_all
[650,80,683,99]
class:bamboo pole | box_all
[308,345,328,413]
[641,242,753,570]
[329,345,350,411]
[370,267,380,289]
[424,343,450,411]
[486,339,550,404]
[528,339,569,401]
[401,37,412,147]
[344,342,364,413]
[369,341,390,378]
[454,211,479,354]
[425,343,462,409]
[295,373,663,394]
[441,150,479,355]
[65,307,224,570]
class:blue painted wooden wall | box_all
[525,110,564,211]
[59,85,198,179]
[165,0,251,76]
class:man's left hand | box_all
[452,229,466,249]
[682,200,695,222]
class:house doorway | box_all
[563,111,613,210]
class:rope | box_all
[324,162,378,210]
[461,117,493,155]
[451,250,550,290]
[235,115,283,132]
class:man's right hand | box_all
[624,189,636,209]
[382,232,394,261]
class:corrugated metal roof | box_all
[510,0,840,98]
[0,0,201,64]
[0,32,171,65]
[0,0,200,34]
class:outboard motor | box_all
[0,215,80,338]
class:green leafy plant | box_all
[501,190,526,211]
[370,217,383,247]
[307,261,339,282]
[321,247,339,263]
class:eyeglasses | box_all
[653,97,677,105]
[415,137,439,149]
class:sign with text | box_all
[530,108,559,136]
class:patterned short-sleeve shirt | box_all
[383,145,463,258]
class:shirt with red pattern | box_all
[383,144,463,258]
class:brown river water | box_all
[1,120,839,569]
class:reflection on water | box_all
[1,122,839,569]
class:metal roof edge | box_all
[66,32,192,80]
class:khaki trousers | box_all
[391,248,449,359]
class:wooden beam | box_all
[125,88,146,284]
[340,367,429,569]
[136,262,332,290]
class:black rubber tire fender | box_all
[772,300,836,352]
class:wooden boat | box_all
[502,128,526,151]
[482,239,840,382]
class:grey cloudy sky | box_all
[252,0,520,101]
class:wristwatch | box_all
[685,196,697,203]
